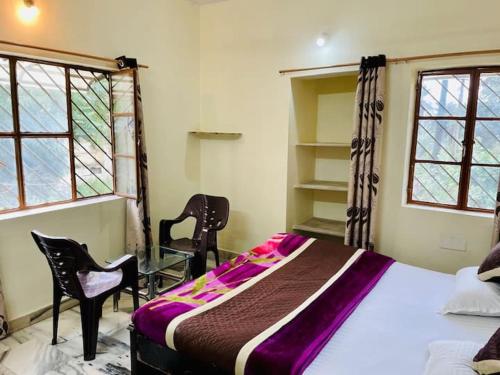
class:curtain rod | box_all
[0,39,149,69]
[279,48,500,74]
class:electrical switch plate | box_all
[439,234,467,252]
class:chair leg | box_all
[191,251,207,279]
[213,249,220,267]
[190,255,202,279]
[158,272,164,289]
[113,292,120,312]
[52,288,63,345]
[200,250,208,275]
[131,281,139,311]
[130,327,138,375]
[80,299,101,361]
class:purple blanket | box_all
[133,234,394,374]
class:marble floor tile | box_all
[29,308,84,342]
[0,269,203,375]
[0,364,15,375]
[0,338,88,375]
[0,294,136,375]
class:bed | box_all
[129,233,500,375]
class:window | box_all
[0,55,139,213]
[408,67,500,212]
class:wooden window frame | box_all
[110,68,140,200]
[407,66,500,213]
[0,54,115,214]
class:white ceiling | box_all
[188,0,228,5]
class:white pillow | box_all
[442,267,500,317]
[424,340,482,375]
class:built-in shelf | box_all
[293,217,346,237]
[296,142,350,148]
[189,130,242,138]
[287,73,357,238]
[294,180,348,192]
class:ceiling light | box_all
[17,0,39,24]
[316,33,329,48]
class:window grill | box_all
[0,54,138,213]
[408,67,500,212]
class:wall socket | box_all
[439,234,467,252]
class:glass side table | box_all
[108,245,194,301]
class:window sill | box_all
[0,195,125,222]
[403,203,494,219]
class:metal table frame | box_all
[109,246,194,308]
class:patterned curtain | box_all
[345,55,386,251]
[492,177,500,248]
[0,279,8,339]
[126,70,153,253]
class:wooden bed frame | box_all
[129,324,227,375]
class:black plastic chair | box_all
[31,230,139,361]
[159,194,229,278]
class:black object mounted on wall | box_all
[115,55,138,69]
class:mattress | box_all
[305,262,500,375]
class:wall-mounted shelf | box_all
[294,180,348,192]
[113,112,135,117]
[296,142,350,148]
[293,217,346,237]
[189,130,242,138]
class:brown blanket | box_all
[172,239,357,372]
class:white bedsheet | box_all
[304,262,500,375]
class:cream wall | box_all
[0,198,126,321]
[379,56,499,274]
[0,0,201,320]
[1,0,500,322]
[199,0,500,272]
